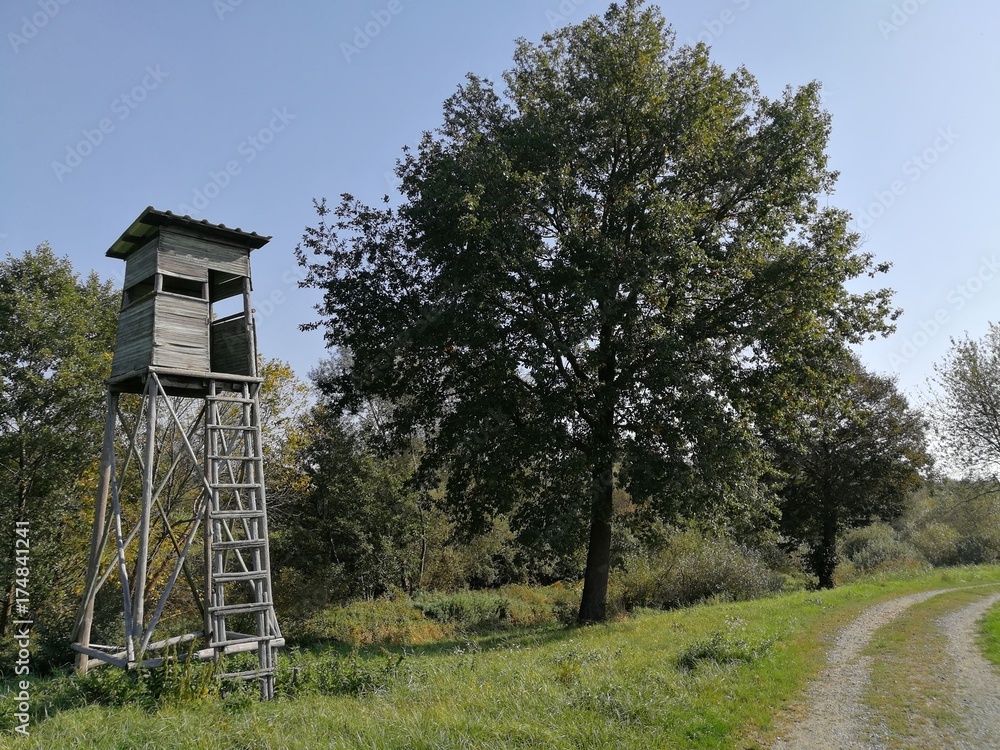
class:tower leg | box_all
[73,392,118,674]
[132,378,157,654]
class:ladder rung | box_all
[209,510,264,521]
[214,570,269,583]
[209,455,257,461]
[212,539,266,551]
[210,634,277,649]
[208,425,259,432]
[211,483,261,490]
[209,601,273,616]
[217,668,274,681]
[207,395,254,404]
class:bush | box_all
[909,521,961,566]
[413,591,511,629]
[840,523,922,573]
[610,529,784,613]
[290,593,452,647]
[414,584,581,630]
[954,535,1000,565]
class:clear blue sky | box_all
[2,0,997,402]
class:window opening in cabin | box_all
[161,274,207,300]
[209,270,245,321]
[122,276,155,309]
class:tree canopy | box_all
[0,244,118,638]
[930,323,1000,479]
[769,350,929,588]
[296,0,896,621]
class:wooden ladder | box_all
[205,380,281,699]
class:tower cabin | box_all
[106,207,270,395]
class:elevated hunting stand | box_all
[72,207,282,699]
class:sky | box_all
[2,0,997,404]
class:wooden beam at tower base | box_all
[73,392,119,674]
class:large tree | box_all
[296,1,896,621]
[769,351,929,588]
[930,323,1000,479]
[0,244,118,640]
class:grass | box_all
[864,586,1000,748]
[5,566,1000,749]
[978,593,1000,668]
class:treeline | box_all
[1,244,1000,671]
[7,1,1000,670]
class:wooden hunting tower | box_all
[72,208,283,699]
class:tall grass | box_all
[5,566,1000,749]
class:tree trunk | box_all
[815,501,839,589]
[578,461,615,623]
[578,322,617,624]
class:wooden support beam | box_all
[70,643,128,669]
[73,392,119,674]
[132,377,157,651]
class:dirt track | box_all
[770,587,1000,750]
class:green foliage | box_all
[839,522,923,574]
[978,599,1000,669]
[296,0,895,622]
[271,400,427,606]
[290,594,451,648]
[610,528,784,612]
[15,568,1000,748]
[895,480,1000,567]
[413,584,580,630]
[908,521,961,566]
[289,585,581,648]
[930,322,1000,477]
[413,591,512,629]
[769,351,929,588]
[0,243,118,652]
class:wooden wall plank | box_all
[123,237,159,289]
[211,315,251,376]
[150,294,211,372]
[111,298,154,376]
[159,229,248,280]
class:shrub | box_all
[610,529,784,613]
[954,535,1000,565]
[413,584,581,630]
[909,521,961,566]
[413,591,511,629]
[290,593,452,647]
[840,522,922,572]
[276,648,407,698]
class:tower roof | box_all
[106,206,271,259]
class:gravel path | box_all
[771,590,948,750]
[770,586,1000,749]
[936,591,1000,749]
